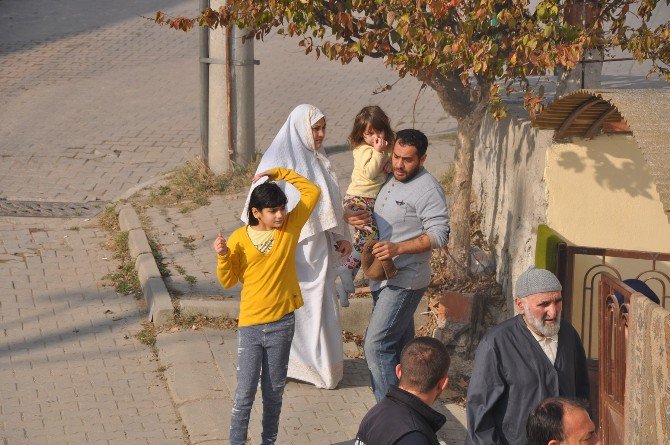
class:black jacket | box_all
[355,385,447,445]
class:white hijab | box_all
[241,104,347,242]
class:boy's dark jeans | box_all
[230,312,295,445]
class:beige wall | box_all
[545,134,670,250]
[545,134,670,354]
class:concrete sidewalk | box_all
[0,0,464,443]
[155,328,467,445]
[142,142,466,445]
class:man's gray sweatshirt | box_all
[371,168,450,291]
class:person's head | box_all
[514,267,563,337]
[247,182,288,229]
[392,129,428,182]
[287,104,326,151]
[312,117,327,151]
[526,398,599,445]
[348,106,394,149]
[396,337,450,401]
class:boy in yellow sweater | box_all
[214,167,320,445]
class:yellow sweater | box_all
[346,144,391,198]
[216,168,320,326]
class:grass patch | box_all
[431,131,457,142]
[172,264,197,286]
[136,322,157,350]
[98,206,119,232]
[148,237,171,277]
[440,162,456,197]
[178,235,197,251]
[68,226,80,231]
[172,311,238,331]
[147,157,259,213]
[102,231,142,298]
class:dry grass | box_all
[440,162,456,197]
[147,157,259,213]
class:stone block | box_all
[163,362,229,405]
[142,276,174,326]
[135,252,161,284]
[179,299,240,319]
[178,399,231,444]
[118,205,142,231]
[127,228,152,260]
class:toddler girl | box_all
[337,106,394,306]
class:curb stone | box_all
[118,204,174,327]
[178,294,429,337]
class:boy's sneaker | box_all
[335,281,350,307]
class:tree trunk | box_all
[445,115,480,280]
[427,74,491,282]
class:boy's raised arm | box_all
[266,168,320,226]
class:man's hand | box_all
[213,233,230,256]
[344,207,372,232]
[335,240,352,257]
[371,241,399,261]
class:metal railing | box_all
[556,244,670,358]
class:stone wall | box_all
[471,111,554,310]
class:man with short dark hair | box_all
[526,398,600,445]
[465,267,590,444]
[355,337,451,445]
[346,129,451,402]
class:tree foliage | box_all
[156,0,669,117]
[155,0,669,280]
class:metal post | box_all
[230,26,257,165]
[199,0,209,164]
[207,0,231,174]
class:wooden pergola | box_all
[532,89,670,222]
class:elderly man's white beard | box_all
[524,303,561,337]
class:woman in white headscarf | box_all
[242,104,351,389]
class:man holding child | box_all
[347,129,451,402]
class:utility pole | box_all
[207,0,232,174]
[199,0,209,163]
[200,1,257,173]
[230,26,257,165]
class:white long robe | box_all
[287,232,343,389]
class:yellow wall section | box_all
[545,134,670,251]
[545,134,670,356]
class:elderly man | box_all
[355,337,451,445]
[526,397,600,445]
[465,267,590,445]
[347,129,450,402]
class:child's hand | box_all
[334,240,352,258]
[213,233,230,256]
[252,170,273,183]
[372,134,388,153]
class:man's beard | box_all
[393,164,421,182]
[524,304,561,337]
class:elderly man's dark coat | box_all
[465,315,590,445]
